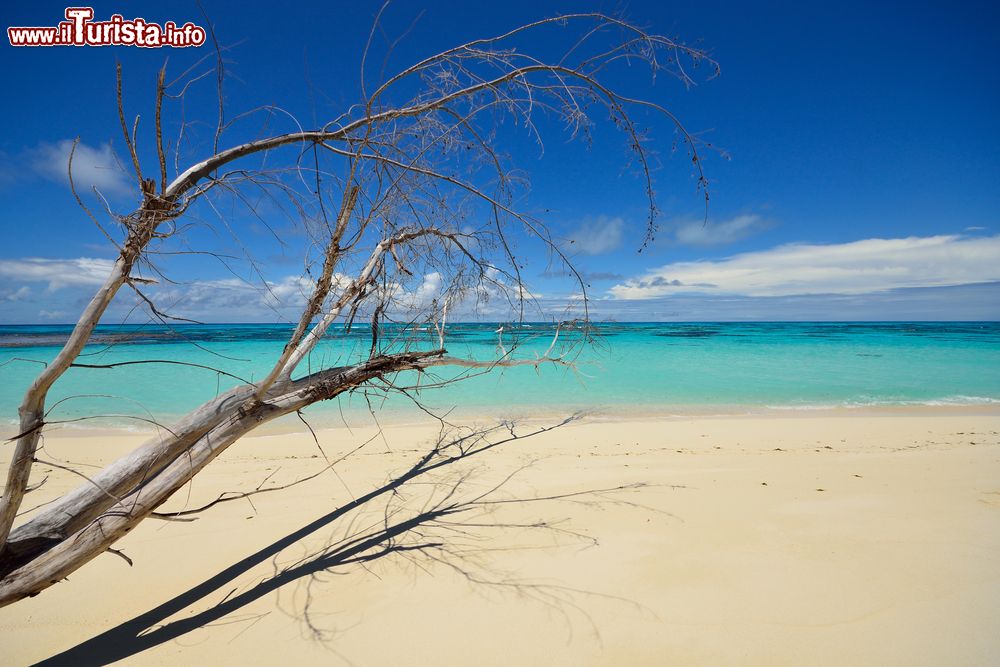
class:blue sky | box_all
[1,0,998,323]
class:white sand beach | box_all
[1,411,999,665]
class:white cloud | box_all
[610,235,1000,299]
[28,140,132,195]
[409,271,443,306]
[0,258,346,318]
[153,274,349,315]
[565,216,624,255]
[264,275,319,306]
[670,214,770,246]
[0,286,30,302]
[0,257,115,290]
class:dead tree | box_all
[0,12,715,606]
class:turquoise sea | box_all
[1,322,999,430]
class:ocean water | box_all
[1,322,998,429]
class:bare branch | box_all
[116,62,144,190]
[0,12,714,609]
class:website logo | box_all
[8,7,206,48]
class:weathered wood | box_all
[0,259,129,549]
[0,384,255,573]
[0,351,446,604]
[0,13,709,607]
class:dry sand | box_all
[1,411,999,665]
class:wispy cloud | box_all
[611,235,1000,299]
[0,257,116,290]
[666,214,771,246]
[0,286,31,303]
[539,268,624,282]
[152,275,325,316]
[564,216,624,255]
[581,271,624,282]
[27,140,132,195]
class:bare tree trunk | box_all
[0,12,713,607]
[1,249,145,549]
[0,350,443,603]
[0,384,254,571]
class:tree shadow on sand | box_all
[35,416,648,665]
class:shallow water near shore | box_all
[2,321,999,429]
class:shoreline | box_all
[6,400,999,439]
